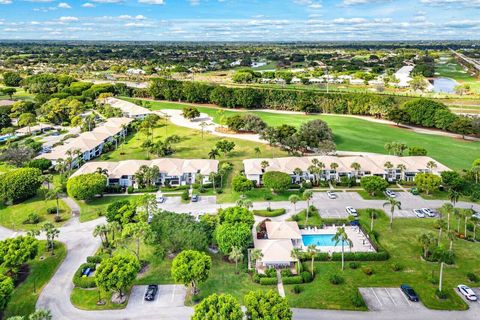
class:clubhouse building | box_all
[71,158,219,187]
[243,155,449,185]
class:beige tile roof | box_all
[255,239,297,264]
[16,123,53,135]
[37,117,133,161]
[266,221,302,240]
[70,158,219,178]
[105,97,151,117]
[244,155,450,176]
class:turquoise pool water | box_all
[302,234,342,247]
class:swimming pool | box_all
[302,234,342,247]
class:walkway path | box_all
[276,270,286,298]
[61,196,81,216]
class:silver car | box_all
[413,209,425,218]
[385,189,396,198]
[327,191,337,199]
[346,206,358,217]
[421,208,436,217]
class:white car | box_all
[457,285,478,301]
[385,189,396,198]
[346,206,358,217]
[327,191,337,199]
[413,209,425,218]
[421,208,436,217]
[472,212,480,220]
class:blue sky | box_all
[0,0,479,40]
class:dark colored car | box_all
[191,194,199,202]
[401,284,419,302]
[144,284,158,301]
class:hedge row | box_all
[259,277,277,285]
[282,276,303,285]
[73,262,97,288]
[127,186,159,194]
[331,251,389,261]
[253,208,286,217]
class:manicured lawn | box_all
[4,241,67,318]
[71,288,128,310]
[289,207,323,227]
[218,187,299,203]
[357,190,389,200]
[285,211,479,311]
[76,195,141,222]
[129,98,479,170]
[0,193,71,230]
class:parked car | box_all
[457,285,478,301]
[385,189,396,198]
[157,196,166,204]
[144,284,158,301]
[410,187,419,195]
[191,194,199,202]
[401,284,419,302]
[472,212,480,220]
[346,206,358,217]
[327,191,337,199]
[413,209,425,218]
[421,208,436,217]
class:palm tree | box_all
[384,161,393,179]
[306,244,317,277]
[209,172,217,191]
[436,219,447,245]
[303,190,313,223]
[471,216,479,241]
[330,162,339,171]
[316,161,325,180]
[332,227,352,271]
[350,162,361,178]
[45,186,62,218]
[199,121,209,140]
[472,164,480,184]
[447,230,456,251]
[307,165,319,184]
[208,148,220,159]
[396,164,406,180]
[454,208,462,234]
[261,161,270,172]
[427,160,437,172]
[418,232,436,258]
[95,167,109,176]
[291,248,302,274]
[93,224,109,248]
[383,197,402,229]
[236,198,253,210]
[293,167,303,183]
[441,203,454,231]
[254,147,261,157]
[289,194,300,215]
[250,249,263,270]
[42,174,53,190]
[229,246,243,274]
[107,220,121,242]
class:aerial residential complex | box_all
[39,117,133,165]
[71,158,219,187]
[104,97,152,119]
[244,155,450,185]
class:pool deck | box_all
[301,226,376,253]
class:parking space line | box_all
[385,288,396,306]
[399,289,412,306]
[142,286,147,305]
[371,288,383,306]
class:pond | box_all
[432,77,458,94]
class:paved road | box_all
[0,192,474,319]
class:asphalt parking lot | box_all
[455,287,480,310]
[127,285,186,310]
[360,287,425,311]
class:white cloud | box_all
[91,0,123,3]
[0,0,12,4]
[342,0,390,5]
[138,0,164,4]
[59,16,79,21]
[58,2,71,8]
[82,2,95,7]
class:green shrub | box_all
[86,256,103,264]
[54,215,62,223]
[331,251,389,261]
[259,277,278,285]
[282,276,303,285]
[467,272,479,283]
[300,271,313,283]
[281,269,293,277]
[265,268,276,278]
[0,168,42,203]
[47,207,57,214]
[73,262,97,288]
[253,208,286,217]
[127,186,134,194]
[191,293,202,302]
[392,263,403,272]
[329,274,344,285]
[67,173,106,200]
[435,289,448,300]
[23,212,40,224]
[350,292,366,308]
[349,262,360,269]
[292,284,303,294]
[181,190,189,201]
[362,267,374,276]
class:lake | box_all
[432,77,458,94]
